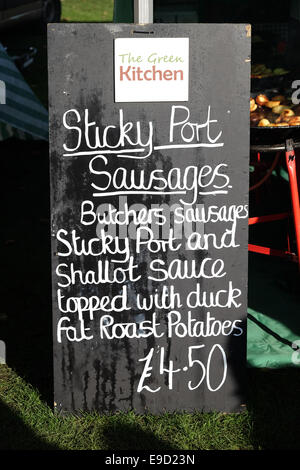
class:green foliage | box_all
[61,0,114,22]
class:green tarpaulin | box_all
[247,253,300,368]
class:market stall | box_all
[114,0,300,370]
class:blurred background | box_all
[0,1,114,107]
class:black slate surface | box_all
[48,23,251,413]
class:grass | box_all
[1,364,300,450]
[61,0,114,22]
[0,365,253,450]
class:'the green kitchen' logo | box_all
[114,38,189,103]
[118,51,185,82]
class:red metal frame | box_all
[248,139,300,268]
[285,143,300,267]
[249,212,290,225]
[248,244,298,263]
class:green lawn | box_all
[1,364,300,450]
[61,0,114,22]
[0,365,251,450]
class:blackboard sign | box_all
[48,23,251,413]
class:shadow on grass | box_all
[0,400,58,450]
[100,420,177,450]
[247,368,300,450]
[0,139,53,406]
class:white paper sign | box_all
[114,38,189,102]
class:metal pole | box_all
[134,0,153,24]
[0,80,6,104]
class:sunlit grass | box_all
[0,365,253,450]
[61,0,114,22]
[2,364,300,449]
